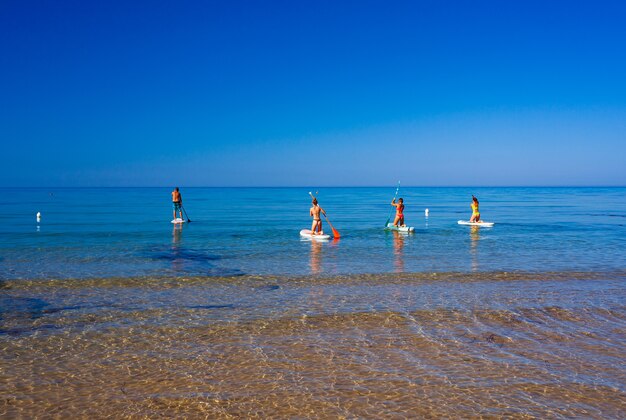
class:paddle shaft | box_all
[182,205,191,223]
[385,181,401,226]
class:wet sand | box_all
[1,272,625,418]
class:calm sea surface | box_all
[1,187,625,417]
[1,187,625,278]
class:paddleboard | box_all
[171,218,185,224]
[300,229,330,240]
[457,220,494,227]
[385,223,415,232]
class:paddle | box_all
[182,205,192,223]
[323,214,340,239]
[308,191,340,238]
[385,181,401,227]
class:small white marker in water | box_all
[36,211,41,222]
[425,208,429,217]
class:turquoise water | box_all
[1,187,625,279]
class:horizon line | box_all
[2,185,625,189]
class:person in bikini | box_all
[470,195,481,222]
[171,187,183,220]
[391,197,405,227]
[310,198,327,235]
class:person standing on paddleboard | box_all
[391,198,406,227]
[310,198,327,235]
[172,187,183,220]
[470,195,481,222]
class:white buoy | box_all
[36,211,41,222]
[425,208,429,217]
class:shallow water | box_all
[1,187,625,417]
[1,187,625,278]
[1,272,625,417]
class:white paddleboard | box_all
[171,218,186,224]
[458,220,494,227]
[385,223,415,232]
[300,229,330,240]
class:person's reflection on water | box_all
[309,239,322,274]
[171,223,184,271]
[470,225,480,272]
[392,230,405,273]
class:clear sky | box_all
[1,0,625,187]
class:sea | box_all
[1,187,625,417]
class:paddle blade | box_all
[324,216,340,238]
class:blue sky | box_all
[1,0,625,186]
